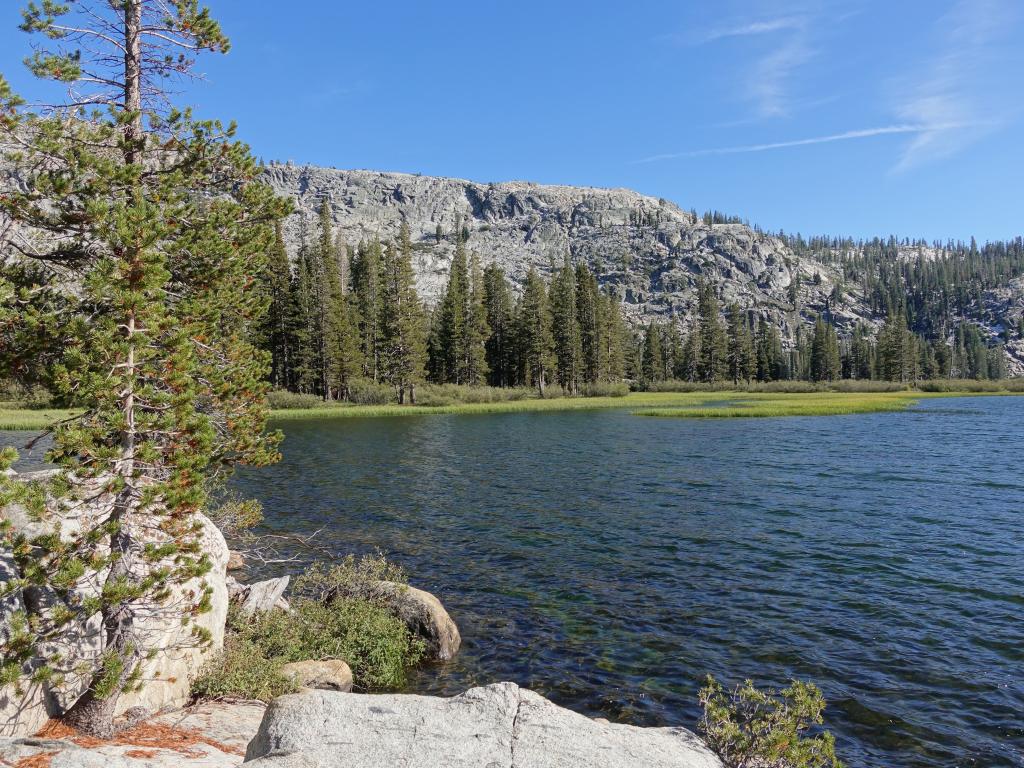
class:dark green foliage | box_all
[517,267,556,395]
[352,239,384,381]
[726,304,756,385]
[379,224,428,402]
[0,0,288,734]
[551,256,582,393]
[809,316,841,383]
[257,223,298,390]
[465,252,491,386]
[430,237,469,384]
[193,555,425,699]
[482,264,516,387]
[697,281,728,382]
[641,322,664,384]
[699,676,844,768]
[575,264,602,383]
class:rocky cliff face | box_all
[263,164,1024,374]
[263,164,856,340]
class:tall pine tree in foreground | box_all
[0,0,287,735]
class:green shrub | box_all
[190,636,298,702]
[826,380,908,393]
[415,383,538,406]
[192,555,424,702]
[578,381,629,398]
[348,378,397,405]
[293,553,410,601]
[236,598,422,690]
[916,378,1023,392]
[699,676,844,768]
[267,389,324,409]
[0,382,56,409]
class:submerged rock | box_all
[244,683,723,768]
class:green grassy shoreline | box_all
[2,389,1020,431]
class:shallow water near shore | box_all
[4,397,1023,767]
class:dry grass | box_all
[33,718,245,758]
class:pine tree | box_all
[641,322,665,383]
[0,1,287,735]
[697,280,727,382]
[292,239,321,394]
[432,235,468,383]
[598,289,627,381]
[315,204,341,398]
[464,252,490,385]
[726,304,755,384]
[517,267,555,395]
[665,320,685,380]
[809,316,841,382]
[575,264,602,384]
[878,311,914,382]
[351,239,384,381]
[681,326,703,382]
[848,324,874,380]
[482,264,515,387]
[551,255,582,393]
[755,316,772,382]
[320,213,362,400]
[259,222,298,390]
[379,224,428,402]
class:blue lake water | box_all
[5,397,1023,766]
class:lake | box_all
[5,397,1023,766]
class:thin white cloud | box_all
[692,12,815,119]
[750,36,813,118]
[637,124,974,163]
[891,0,1014,172]
[703,16,804,42]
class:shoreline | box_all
[3,390,1023,430]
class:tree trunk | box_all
[65,0,144,737]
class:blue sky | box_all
[1,0,1021,241]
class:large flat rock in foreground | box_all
[244,682,723,768]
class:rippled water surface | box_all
[5,397,1023,766]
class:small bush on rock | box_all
[699,676,844,768]
[293,553,409,602]
[190,636,298,702]
[192,555,424,702]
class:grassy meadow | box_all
[1,386,1021,431]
